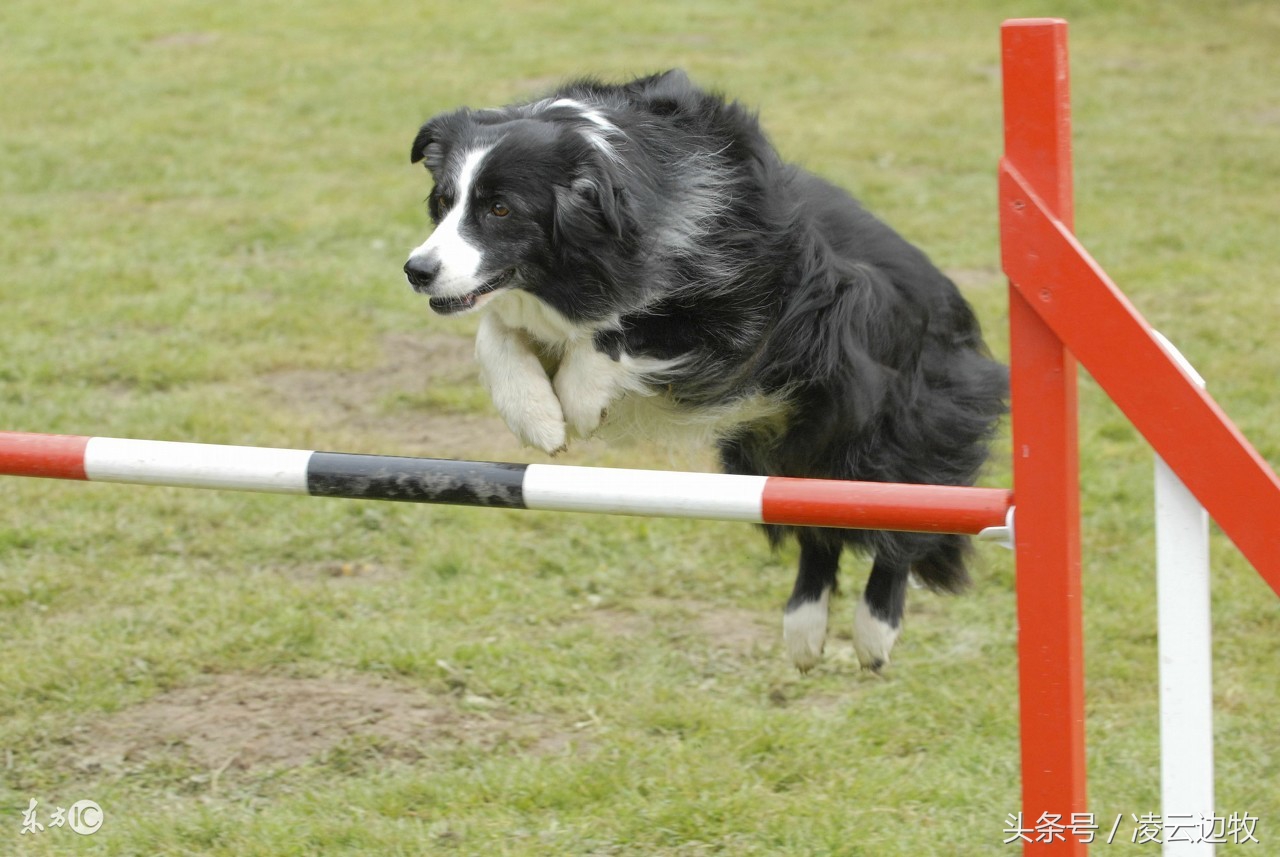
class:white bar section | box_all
[1156,457,1214,855]
[84,437,312,494]
[522,464,766,522]
[1152,332,1214,856]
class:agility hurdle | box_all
[1002,18,1280,856]
[0,431,1014,537]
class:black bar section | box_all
[306,453,527,508]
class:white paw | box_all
[558,390,609,440]
[554,351,616,440]
[852,597,900,672]
[500,394,567,455]
[474,313,568,455]
[783,590,830,673]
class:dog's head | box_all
[404,102,638,321]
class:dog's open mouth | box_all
[428,270,515,315]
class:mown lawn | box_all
[2,0,1277,854]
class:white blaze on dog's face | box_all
[404,144,516,315]
[416,147,488,282]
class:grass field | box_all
[3,0,1278,854]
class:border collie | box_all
[404,70,1007,672]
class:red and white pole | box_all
[0,431,1013,536]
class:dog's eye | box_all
[437,194,454,214]
[490,203,510,218]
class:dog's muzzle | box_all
[404,253,442,293]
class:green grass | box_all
[3,0,1278,853]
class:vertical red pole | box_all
[1001,19,1088,856]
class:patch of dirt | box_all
[579,598,777,657]
[689,604,776,656]
[262,331,527,459]
[577,606,656,639]
[68,673,582,785]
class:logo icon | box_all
[67,800,103,835]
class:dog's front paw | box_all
[501,395,568,455]
[554,348,618,440]
[559,393,609,440]
[475,316,569,456]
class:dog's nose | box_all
[404,253,441,292]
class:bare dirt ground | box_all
[579,598,778,657]
[64,595,782,787]
[68,672,583,788]
[261,331,529,459]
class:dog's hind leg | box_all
[853,554,909,672]
[783,535,840,673]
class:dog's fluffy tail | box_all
[909,533,973,594]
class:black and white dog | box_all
[404,70,1007,672]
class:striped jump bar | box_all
[0,432,1014,537]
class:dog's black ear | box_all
[628,68,692,99]
[410,125,445,171]
[623,69,699,116]
[553,163,636,247]
[411,112,467,172]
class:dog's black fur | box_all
[405,70,1007,670]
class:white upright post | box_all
[1153,333,1214,855]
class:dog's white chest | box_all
[489,291,588,350]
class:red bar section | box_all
[1001,18,1089,857]
[0,432,91,480]
[1001,163,1280,597]
[761,478,1012,535]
